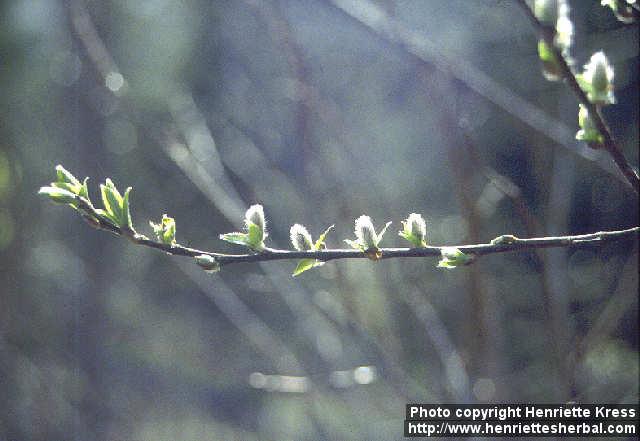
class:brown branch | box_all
[514,0,640,193]
[70,194,639,267]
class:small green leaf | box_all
[47,166,85,205]
[38,186,77,204]
[99,185,117,224]
[121,187,134,230]
[79,177,90,200]
[246,222,265,250]
[344,239,364,251]
[162,217,176,244]
[313,225,334,250]
[398,230,427,248]
[398,230,416,246]
[93,208,114,224]
[55,165,81,187]
[293,258,317,276]
[100,180,124,225]
[220,232,249,246]
[52,181,81,195]
[376,221,392,246]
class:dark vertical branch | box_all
[514,0,639,193]
[245,0,314,182]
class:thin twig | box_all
[514,0,640,193]
[71,195,639,266]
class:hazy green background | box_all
[1,0,638,439]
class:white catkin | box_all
[290,224,313,251]
[355,215,377,248]
[245,204,266,232]
[585,52,613,92]
[407,213,426,241]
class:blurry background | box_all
[1,0,638,439]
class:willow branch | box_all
[71,195,639,267]
[515,0,640,193]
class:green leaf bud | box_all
[43,165,94,214]
[97,178,135,230]
[437,247,473,269]
[576,104,604,147]
[289,225,333,276]
[100,178,124,226]
[399,213,427,248]
[50,165,88,199]
[220,204,268,251]
[150,214,176,245]
[490,235,519,245]
[195,254,221,273]
[346,215,391,251]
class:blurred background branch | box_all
[327,0,638,189]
